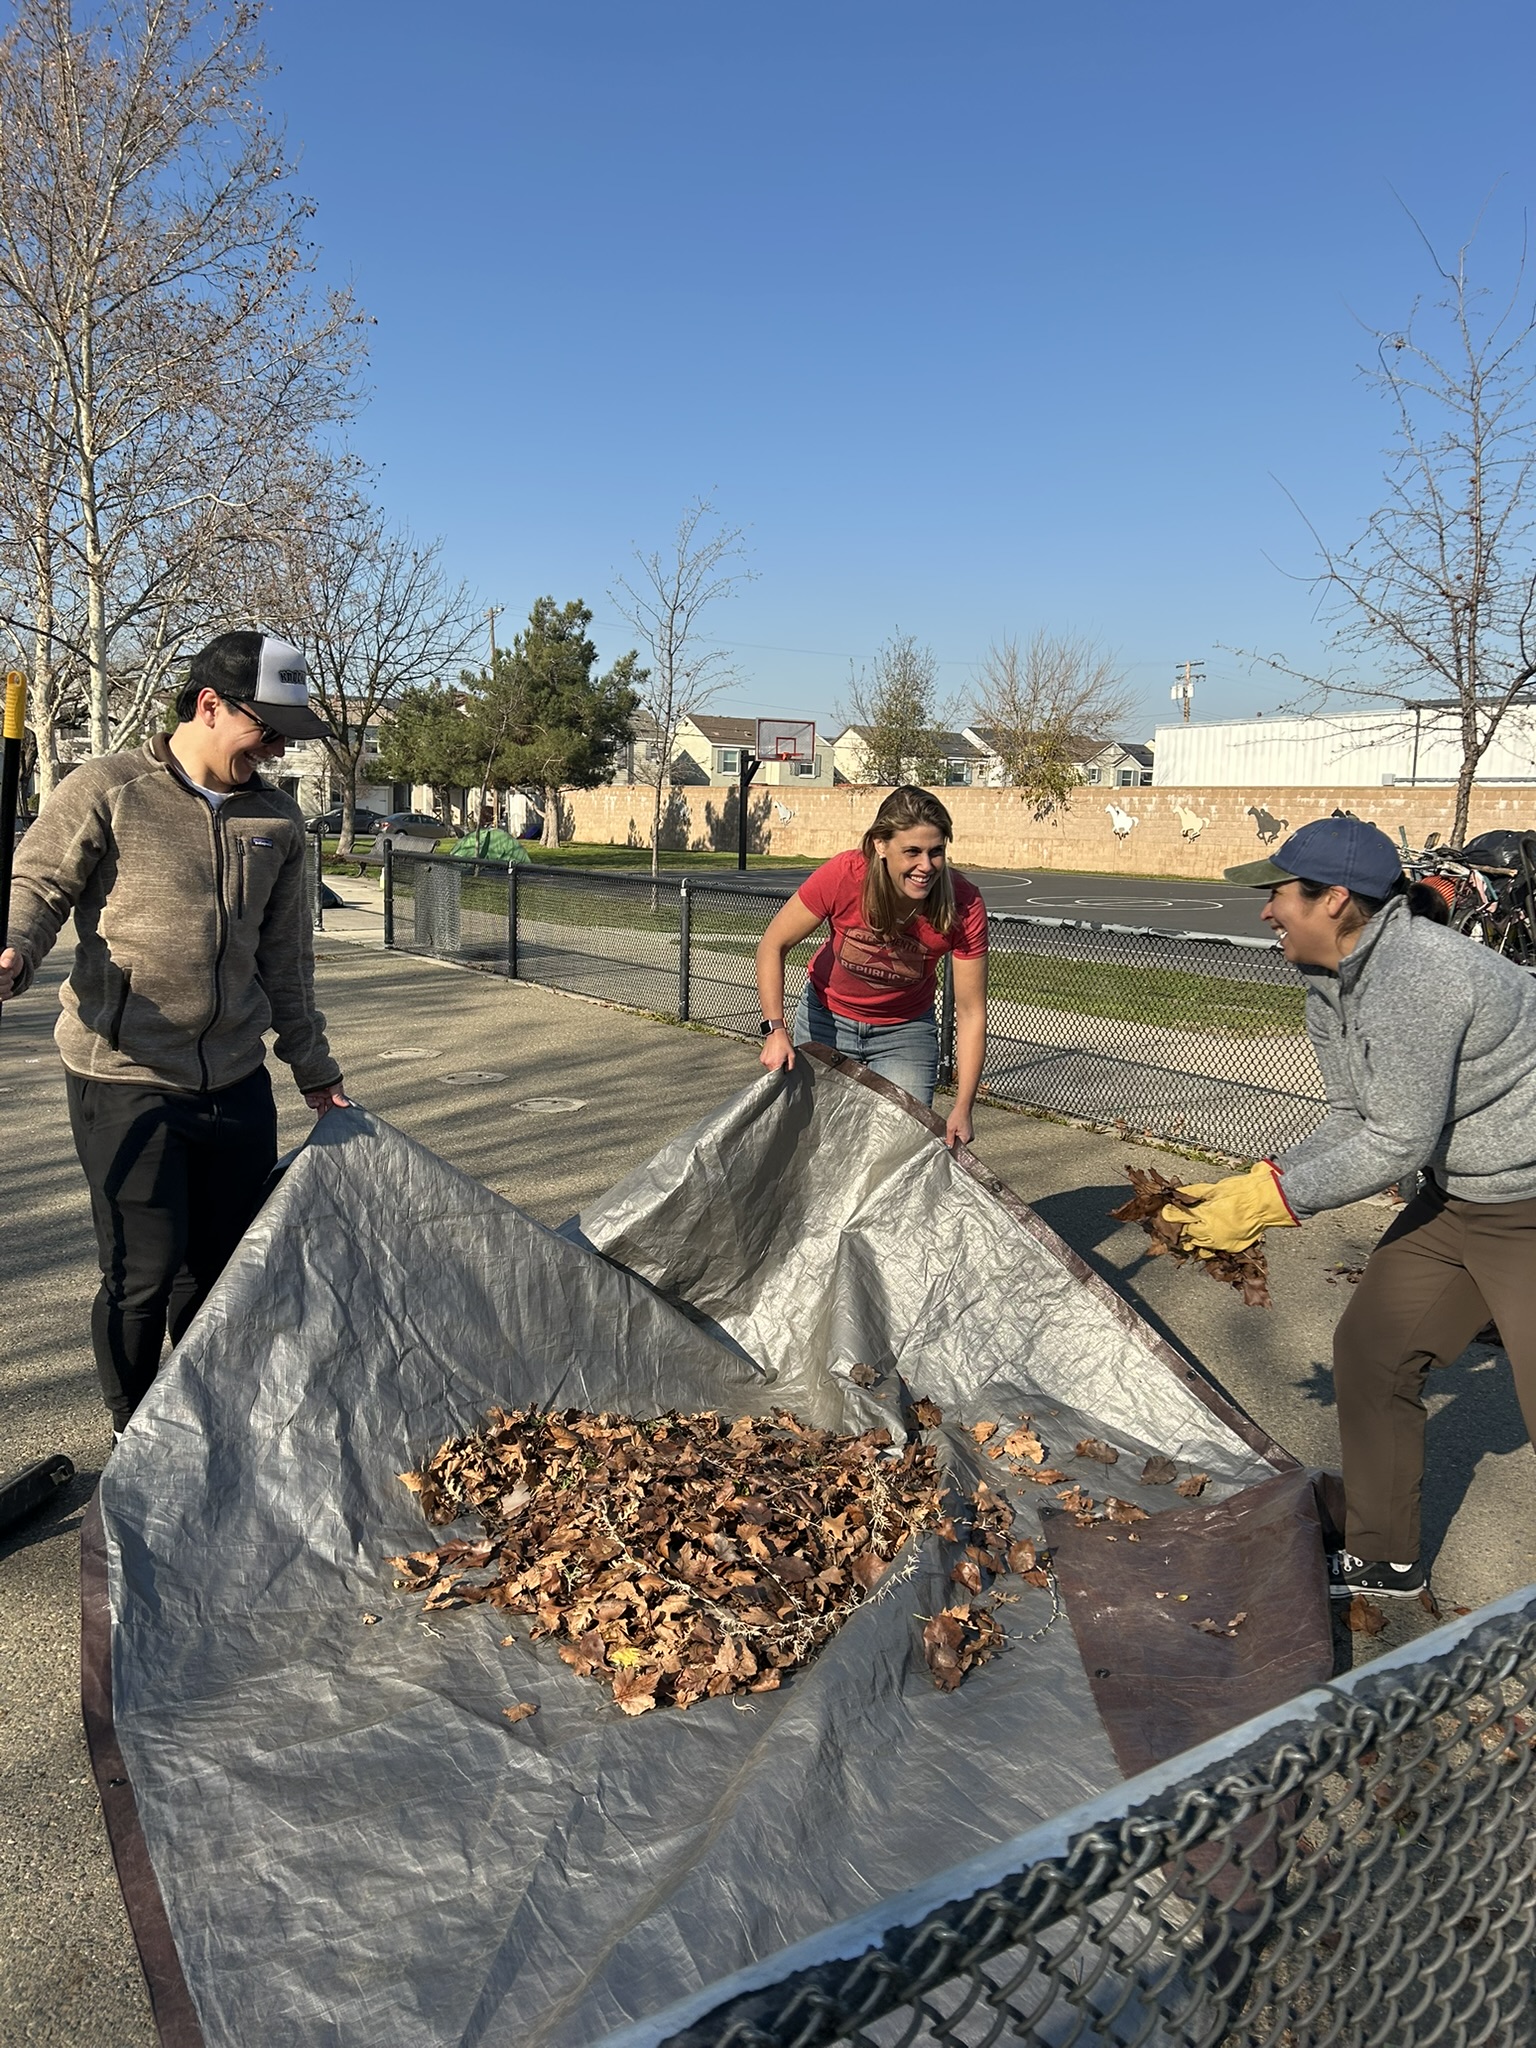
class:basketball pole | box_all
[737,747,762,872]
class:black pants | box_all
[67,1067,278,1431]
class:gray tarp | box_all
[83,1049,1331,2048]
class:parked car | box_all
[305,806,386,836]
[376,811,449,838]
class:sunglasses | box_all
[222,697,285,746]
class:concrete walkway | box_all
[2,875,1532,2047]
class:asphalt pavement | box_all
[604,861,1274,940]
[2,880,1532,2048]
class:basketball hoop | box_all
[756,718,816,765]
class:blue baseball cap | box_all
[1225,817,1405,896]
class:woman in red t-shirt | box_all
[755,785,988,1147]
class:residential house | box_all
[1083,741,1155,789]
[960,728,1155,790]
[831,724,991,787]
[609,713,834,787]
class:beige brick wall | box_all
[562,782,1536,879]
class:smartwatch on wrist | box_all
[760,1018,786,1036]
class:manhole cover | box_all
[510,1096,586,1115]
[377,1047,429,1060]
[439,1070,507,1085]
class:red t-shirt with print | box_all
[798,848,987,1024]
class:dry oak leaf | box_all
[970,1421,999,1445]
[1055,1486,1095,1515]
[922,1609,969,1691]
[1018,1467,1067,1485]
[612,1668,660,1716]
[1105,1497,1149,1525]
[1006,1539,1038,1576]
[1140,1456,1178,1486]
[1174,1473,1209,1499]
[1003,1427,1045,1464]
[1074,1438,1119,1465]
[910,1397,943,1429]
[951,1558,984,1596]
[848,1363,879,1388]
[502,1701,538,1724]
[1346,1595,1388,1636]
[1191,1611,1248,1638]
[921,1603,1003,1691]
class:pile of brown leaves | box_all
[1110,1165,1272,1308]
[390,1406,950,1714]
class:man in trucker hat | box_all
[1158,813,1536,1601]
[0,630,348,1437]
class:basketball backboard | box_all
[756,717,816,763]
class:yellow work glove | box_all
[1160,1160,1297,1255]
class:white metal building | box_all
[1153,705,1536,787]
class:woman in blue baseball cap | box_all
[1162,815,1536,1602]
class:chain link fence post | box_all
[678,876,692,1022]
[382,836,394,949]
[938,956,956,1085]
[309,820,324,932]
[507,860,519,977]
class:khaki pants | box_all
[1333,1184,1536,1562]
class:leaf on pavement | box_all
[1347,1595,1388,1636]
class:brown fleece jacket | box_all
[6,736,340,1095]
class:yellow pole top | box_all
[3,672,24,743]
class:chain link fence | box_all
[385,856,1325,1158]
[983,914,1324,1159]
[651,1587,1536,2048]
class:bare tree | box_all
[837,632,952,785]
[611,498,753,877]
[972,632,1133,817]
[263,496,477,853]
[0,324,79,799]
[1257,217,1536,842]
[0,0,364,759]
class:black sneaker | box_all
[1328,1551,1425,1599]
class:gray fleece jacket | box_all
[6,736,339,1095]
[1276,896,1536,1214]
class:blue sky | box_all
[262,1,1536,739]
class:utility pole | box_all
[1171,659,1203,723]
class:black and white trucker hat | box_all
[188,629,330,740]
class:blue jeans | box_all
[794,987,939,1106]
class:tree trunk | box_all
[1452,753,1477,847]
[650,773,663,881]
[541,785,561,848]
[28,535,60,805]
[75,317,113,757]
[336,750,361,856]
